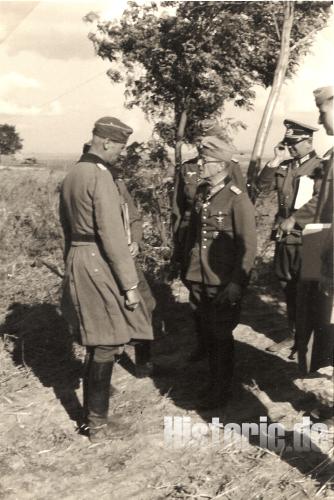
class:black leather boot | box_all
[86,361,127,442]
[198,337,233,410]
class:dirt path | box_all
[0,268,333,500]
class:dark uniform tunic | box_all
[60,154,153,347]
[292,150,333,371]
[184,176,256,392]
[172,158,246,276]
[256,151,323,326]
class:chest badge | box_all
[216,215,224,223]
[186,171,197,177]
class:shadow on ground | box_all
[1,302,84,427]
[150,282,333,487]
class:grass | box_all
[0,164,333,500]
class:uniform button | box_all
[202,245,207,249]
[91,252,96,256]
[203,230,207,234]
[94,268,99,272]
[203,216,207,220]
[203,238,207,241]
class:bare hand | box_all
[125,288,140,310]
[129,242,139,258]
[214,282,242,306]
[279,216,296,234]
[268,144,292,168]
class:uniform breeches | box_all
[189,283,241,389]
[275,243,302,325]
[86,345,123,363]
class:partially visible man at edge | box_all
[280,86,334,376]
[60,117,153,443]
[255,120,322,359]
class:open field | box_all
[0,166,333,500]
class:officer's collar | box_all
[200,174,232,200]
[207,171,231,187]
[297,150,316,166]
[78,153,121,178]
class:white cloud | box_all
[0,72,62,116]
[0,71,40,93]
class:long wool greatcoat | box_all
[59,154,153,346]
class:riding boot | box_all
[188,311,208,362]
[86,361,127,442]
[198,336,233,409]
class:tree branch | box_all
[290,28,318,52]
[271,11,281,41]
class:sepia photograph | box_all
[0,1,333,498]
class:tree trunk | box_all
[247,2,294,202]
[175,109,188,167]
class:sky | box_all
[0,0,333,159]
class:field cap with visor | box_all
[93,116,133,144]
[199,135,238,163]
[282,119,318,145]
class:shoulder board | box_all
[230,185,242,195]
[96,162,107,171]
[231,157,239,164]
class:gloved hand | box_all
[125,288,140,310]
[129,242,139,258]
[267,144,292,168]
[279,216,296,234]
[214,282,242,306]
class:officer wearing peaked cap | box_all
[172,124,247,364]
[172,120,246,281]
[256,119,323,357]
[184,137,257,409]
[281,87,334,376]
[60,116,153,443]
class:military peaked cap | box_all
[283,119,318,142]
[93,116,133,143]
[313,86,334,106]
[200,136,237,162]
[199,118,223,138]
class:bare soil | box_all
[0,168,333,500]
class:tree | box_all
[0,124,23,162]
[245,1,331,201]
[85,1,330,166]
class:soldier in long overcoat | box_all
[184,136,257,409]
[256,120,323,358]
[83,141,156,374]
[60,117,153,442]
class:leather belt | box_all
[71,234,96,243]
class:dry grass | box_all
[0,165,333,499]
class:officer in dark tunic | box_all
[280,88,333,374]
[184,136,257,409]
[172,123,246,362]
[60,117,153,442]
[256,120,322,357]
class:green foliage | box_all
[85,1,330,143]
[120,140,174,252]
[0,124,23,158]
